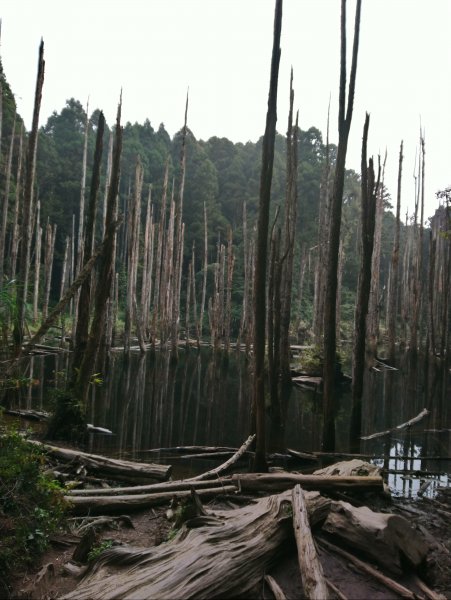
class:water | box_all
[6,347,451,497]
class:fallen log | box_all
[4,408,50,421]
[65,477,233,496]
[361,407,429,440]
[65,485,238,515]
[264,575,287,600]
[318,537,417,599]
[322,500,428,575]
[313,459,381,478]
[232,473,384,493]
[63,490,330,600]
[186,434,255,481]
[30,440,171,483]
[292,485,329,599]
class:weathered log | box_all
[318,537,417,599]
[65,477,234,497]
[232,472,384,493]
[292,485,329,599]
[65,485,238,515]
[264,575,287,600]
[361,407,429,440]
[30,440,171,482]
[313,458,381,477]
[322,500,428,575]
[186,434,255,481]
[63,490,330,600]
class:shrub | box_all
[0,423,68,579]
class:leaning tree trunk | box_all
[252,0,282,472]
[14,40,45,351]
[350,113,379,449]
[322,0,361,452]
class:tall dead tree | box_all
[14,39,45,350]
[10,123,24,281]
[76,99,122,408]
[386,142,403,363]
[252,0,282,472]
[322,0,361,452]
[72,111,105,374]
[0,113,16,286]
[350,113,380,448]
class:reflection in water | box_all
[8,348,451,497]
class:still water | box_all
[9,347,451,497]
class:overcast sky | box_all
[1,0,450,220]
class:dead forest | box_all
[0,0,451,598]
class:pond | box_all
[7,347,451,497]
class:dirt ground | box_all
[7,490,451,600]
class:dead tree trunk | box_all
[32,201,42,322]
[252,0,282,472]
[0,113,16,287]
[10,123,24,282]
[322,0,362,452]
[350,113,379,449]
[42,221,57,321]
[14,39,45,350]
[386,142,403,363]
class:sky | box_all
[1,0,450,220]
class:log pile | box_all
[48,449,443,600]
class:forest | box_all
[0,0,450,598]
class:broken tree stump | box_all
[322,500,428,575]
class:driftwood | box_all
[318,537,417,599]
[30,440,171,483]
[65,485,238,515]
[186,434,255,481]
[313,459,381,477]
[63,490,330,600]
[264,575,287,600]
[292,485,329,599]
[232,472,384,493]
[66,477,234,497]
[322,500,428,575]
[361,407,429,440]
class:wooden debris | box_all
[361,407,429,440]
[186,434,255,481]
[292,485,329,599]
[313,458,380,477]
[30,440,171,482]
[264,575,287,600]
[318,537,417,599]
[232,472,384,494]
[65,485,238,515]
[63,490,330,600]
[322,500,428,575]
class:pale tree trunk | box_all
[140,185,153,337]
[14,39,45,350]
[32,201,42,322]
[224,227,235,353]
[199,202,208,342]
[238,201,248,348]
[350,113,380,449]
[323,0,362,452]
[59,236,70,299]
[368,151,386,349]
[42,221,57,321]
[10,123,24,281]
[171,94,189,360]
[76,99,122,408]
[0,113,16,286]
[410,134,425,352]
[386,142,403,362]
[152,159,169,341]
[252,0,282,471]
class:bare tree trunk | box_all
[224,227,235,353]
[368,151,386,349]
[32,203,42,323]
[72,111,105,373]
[10,123,24,282]
[252,0,282,472]
[323,0,362,452]
[152,159,169,342]
[76,99,122,408]
[42,221,57,321]
[386,142,403,362]
[0,113,16,286]
[410,134,425,352]
[350,113,380,449]
[59,235,70,300]
[140,185,153,337]
[14,39,45,350]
